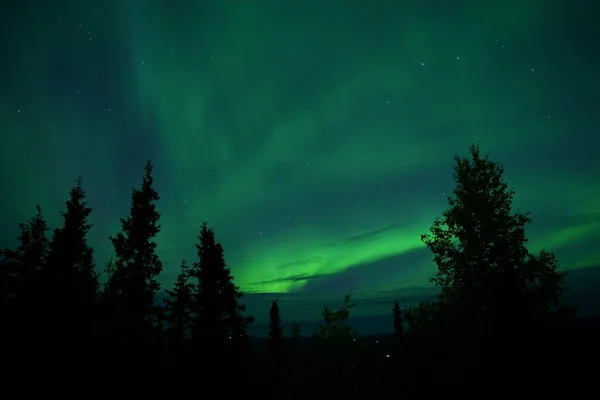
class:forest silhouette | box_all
[1,143,598,393]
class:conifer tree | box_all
[0,205,50,358]
[268,299,283,352]
[190,222,253,358]
[163,260,192,351]
[392,299,403,338]
[421,144,567,330]
[1,205,50,301]
[46,177,98,347]
[224,278,254,341]
[103,160,163,355]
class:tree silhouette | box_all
[316,294,357,341]
[101,160,163,361]
[0,205,50,363]
[289,321,302,357]
[268,299,284,353]
[421,144,568,345]
[314,294,358,391]
[190,222,253,361]
[403,301,438,337]
[0,255,14,304]
[392,299,403,338]
[290,321,301,340]
[1,205,50,294]
[46,177,99,356]
[163,259,192,361]
[2,144,593,387]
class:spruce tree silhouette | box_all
[268,299,283,353]
[392,299,403,338]
[421,143,568,375]
[189,222,253,365]
[0,205,50,365]
[46,177,99,361]
[101,160,163,365]
[163,259,192,364]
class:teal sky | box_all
[1,1,599,330]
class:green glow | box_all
[0,0,598,297]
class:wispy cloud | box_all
[247,272,333,287]
[276,256,324,270]
[338,222,405,245]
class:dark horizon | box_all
[160,264,600,337]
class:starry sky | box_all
[1,0,599,334]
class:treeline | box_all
[0,144,591,392]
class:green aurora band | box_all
[0,0,598,296]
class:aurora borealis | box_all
[1,0,599,331]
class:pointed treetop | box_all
[145,159,153,174]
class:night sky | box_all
[1,0,599,334]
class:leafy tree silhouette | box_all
[46,177,99,359]
[403,301,438,338]
[189,222,254,364]
[101,160,163,365]
[163,259,193,364]
[392,299,403,338]
[268,299,284,353]
[421,144,568,375]
[314,294,358,392]
[316,294,357,341]
[0,205,50,364]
